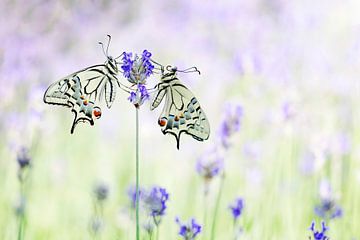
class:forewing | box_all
[156,81,210,149]
[43,66,104,133]
[104,78,116,108]
[150,83,167,110]
[79,65,117,107]
[43,78,72,107]
[44,64,106,106]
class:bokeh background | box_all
[1,0,360,239]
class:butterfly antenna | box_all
[106,34,111,56]
[98,41,107,57]
[179,66,201,75]
[114,52,124,60]
[150,59,165,73]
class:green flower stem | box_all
[155,225,159,240]
[17,176,25,240]
[136,107,140,240]
[210,173,225,240]
[203,185,209,240]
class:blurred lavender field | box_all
[1,0,360,239]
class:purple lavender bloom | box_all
[17,147,31,169]
[138,84,150,100]
[141,50,154,77]
[121,52,134,79]
[196,150,224,181]
[127,83,150,107]
[143,187,169,218]
[127,186,144,209]
[176,217,201,240]
[314,199,343,220]
[282,101,296,120]
[230,198,244,221]
[309,221,329,240]
[219,104,243,148]
[120,50,154,84]
[196,159,223,180]
[93,183,109,201]
[127,91,137,103]
[121,50,153,107]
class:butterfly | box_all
[150,65,210,149]
[43,35,127,133]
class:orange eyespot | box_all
[83,99,88,105]
[80,95,85,100]
[93,108,102,119]
[158,118,167,127]
[175,115,179,121]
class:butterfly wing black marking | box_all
[44,64,117,107]
[151,78,210,149]
[43,64,116,133]
[81,64,118,108]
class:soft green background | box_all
[1,0,360,239]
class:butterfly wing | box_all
[43,65,111,133]
[81,64,117,108]
[152,79,210,149]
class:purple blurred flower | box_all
[219,104,243,148]
[143,187,169,218]
[282,101,296,120]
[229,198,244,221]
[196,150,224,181]
[176,217,201,240]
[331,133,351,156]
[127,186,144,209]
[243,141,261,160]
[128,185,169,225]
[120,50,154,84]
[309,221,329,240]
[314,199,343,220]
[314,179,343,220]
[17,147,31,169]
[93,183,109,201]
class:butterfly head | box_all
[160,65,200,81]
[99,35,119,72]
[106,55,119,72]
[159,65,178,80]
[167,65,178,73]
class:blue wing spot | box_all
[166,115,174,130]
[188,105,195,113]
[179,117,186,125]
[184,111,191,120]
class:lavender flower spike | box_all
[121,50,154,107]
[120,50,154,84]
[143,187,169,218]
[219,104,243,148]
[308,221,329,240]
[176,217,202,240]
[229,198,245,221]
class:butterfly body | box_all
[151,67,210,149]
[43,54,119,133]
